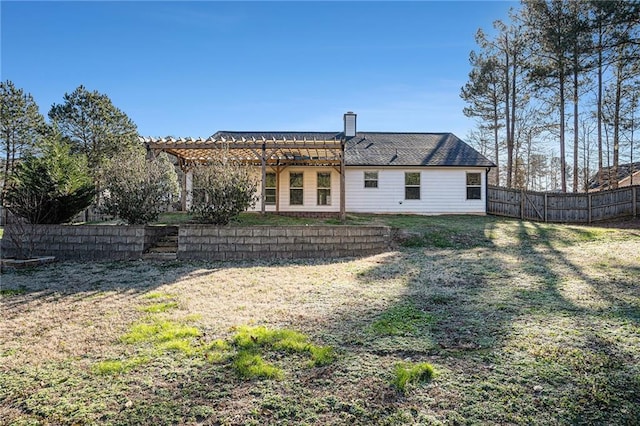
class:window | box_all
[364,171,378,188]
[265,172,276,205]
[405,172,420,200]
[289,172,303,205]
[317,172,331,205]
[466,172,482,200]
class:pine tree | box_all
[48,85,140,181]
[4,134,95,224]
[522,0,576,193]
[0,80,46,205]
[461,34,504,186]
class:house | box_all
[143,112,495,218]
[588,161,640,192]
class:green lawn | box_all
[1,215,639,425]
[153,211,372,226]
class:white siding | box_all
[345,167,488,214]
[247,166,488,214]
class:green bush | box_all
[190,161,258,225]
[4,136,95,224]
[100,150,179,224]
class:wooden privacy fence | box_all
[488,185,640,223]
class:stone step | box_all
[142,252,177,261]
[147,246,178,253]
[155,239,178,247]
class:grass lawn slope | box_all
[1,215,639,425]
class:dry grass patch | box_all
[1,216,639,424]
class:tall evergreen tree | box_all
[522,0,576,192]
[462,16,529,189]
[599,1,640,187]
[4,133,95,224]
[566,1,592,192]
[0,81,46,205]
[587,0,617,188]
[461,45,504,185]
[495,18,528,188]
[48,85,139,181]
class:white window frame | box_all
[405,172,421,200]
[466,172,482,200]
[317,172,331,205]
[364,171,379,188]
[265,172,276,205]
[289,172,304,205]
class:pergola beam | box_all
[146,142,340,151]
[142,135,346,221]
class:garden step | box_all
[144,227,179,257]
[155,239,178,247]
[142,252,177,261]
[147,246,178,253]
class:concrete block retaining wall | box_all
[1,224,391,262]
[177,225,391,261]
[1,224,148,261]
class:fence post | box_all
[634,186,638,218]
[520,189,525,220]
[588,193,592,224]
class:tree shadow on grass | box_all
[301,218,640,424]
[2,217,639,425]
[516,220,640,324]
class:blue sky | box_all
[2,1,517,139]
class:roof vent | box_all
[344,111,357,138]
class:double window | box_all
[405,172,420,200]
[317,172,331,205]
[290,172,304,205]
[265,172,276,205]
[466,173,482,200]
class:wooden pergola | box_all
[141,135,347,220]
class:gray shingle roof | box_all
[588,161,640,189]
[345,132,494,167]
[212,131,495,167]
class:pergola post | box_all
[261,143,266,215]
[185,169,193,211]
[275,167,281,213]
[340,140,346,221]
[179,159,188,212]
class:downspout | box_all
[485,168,490,215]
